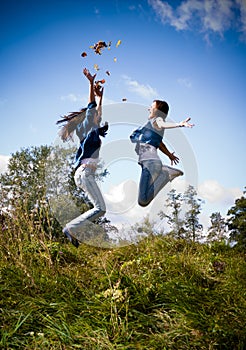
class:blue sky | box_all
[1,0,246,230]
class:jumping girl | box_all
[57,68,108,247]
[130,99,194,207]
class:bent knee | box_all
[138,199,150,207]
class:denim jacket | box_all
[130,118,164,148]
[74,102,101,169]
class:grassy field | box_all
[0,212,245,349]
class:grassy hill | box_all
[0,221,245,349]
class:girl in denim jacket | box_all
[130,100,193,207]
[57,68,108,247]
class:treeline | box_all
[0,145,245,249]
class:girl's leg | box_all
[138,160,169,207]
[66,167,106,238]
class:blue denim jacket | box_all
[130,119,164,148]
[74,102,101,169]
[76,101,97,141]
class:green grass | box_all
[0,212,246,349]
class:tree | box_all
[158,189,186,238]
[227,188,246,249]
[0,145,111,240]
[207,212,227,243]
[183,185,203,242]
[0,145,51,211]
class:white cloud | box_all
[198,179,243,206]
[0,155,10,174]
[148,0,246,40]
[104,179,138,214]
[237,0,246,36]
[122,75,158,100]
[60,93,82,102]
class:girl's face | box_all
[148,101,157,119]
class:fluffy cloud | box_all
[148,0,246,40]
[122,75,159,100]
[0,155,9,174]
[198,179,243,206]
[104,179,138,214]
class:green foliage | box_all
[159,186,203,242]
[159,189,185,239]
[0,205,245,349]
[227,188,246,249]
[207,212,228,243]
[0,145,51,211]
[183,185,204,242]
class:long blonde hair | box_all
[56,108,87,142]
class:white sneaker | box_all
[162,165,184,182]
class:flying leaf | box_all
[93,40,108,55]
[94,64,100,71]
[116,40,122,47]
[113,57,117,62]
[81,52,87,57]
[106,70,111,76]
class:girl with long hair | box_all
[57,68,108,247]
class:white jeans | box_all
[66,166,106,240]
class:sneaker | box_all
[162,165,184,182]
[63,228,80,248]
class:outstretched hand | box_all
[179,117,194,128]
[83,68,96,83]
[169,152,180,165]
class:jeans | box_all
[138,159,169,207]
[66,166,106,239]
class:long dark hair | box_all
[56,108,87,142]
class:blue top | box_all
[130,118,164,148]
[75,101,97,141]
[74,101,101,169]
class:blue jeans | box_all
[138,160,169,207]
[66,167,106,239]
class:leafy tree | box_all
[227,188,246,249]
[0,145,51,211]
[159,189,186,238]
[183,185,203,242]
[0,145,111,240]
[207,212,227,243]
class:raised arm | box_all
[83,68,96,103]
[159,141,180,165]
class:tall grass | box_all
[0,203,245,349]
